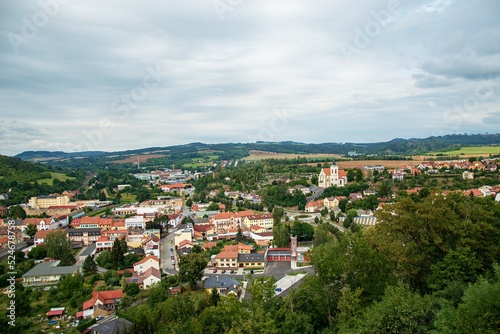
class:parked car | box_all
[171,260,175,265]
[96,315,104,321]
[170,247,174,251]
[221,269,226,273]
[230,270,235,274]
[213,269,217,273]
[274,287,282,292]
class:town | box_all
[1,149,500,333]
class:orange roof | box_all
[133,254,159,267]
[23,218,46,226]
[213,210,253,221]
[339,170,347,178]
[82,290,123,310]
[34,229,61,240]
[322,168,331,176]
[179,240,194,248]
[112,221,125,227]
[215,251,238,259]
[250,225,264,231]
[202,241,217,249]
[96,236,110,242]
[0,236,8,244]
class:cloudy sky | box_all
[1,0,499,156]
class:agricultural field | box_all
[243,150,342,161]
[38,172,75,185]
[427,145,500,157]
[110,154,167,164]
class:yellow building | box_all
[29,195,70,209]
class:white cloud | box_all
[0,0,499,155]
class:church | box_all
[318,162,348,188]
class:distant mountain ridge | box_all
[14,133,500,162]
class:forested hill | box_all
[0,155,84,205]
[14,133,500,163]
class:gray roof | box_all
[22,261,80,277]
[91,318,133,334]
[237,253,265,263]
[79,242,96,257]
[204,275,240,290]
[67,228,102,236]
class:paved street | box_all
[160,229,177,275]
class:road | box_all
[160,229,178,275]
[0,242,28,261]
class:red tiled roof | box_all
[322,168,331,176]
[133,254,159,267]
[339,170,347,178]
[202,241,217,249]
[47,309,64,316]
[179,239,194,248]
[83,290,124,310]
[34,229,61,240]
[215,251,238,259]
[0,236,9,244]
[96,236,110,243]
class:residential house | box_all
[81,290,124,319]
[126,267,161,289]
[178,239,194,256]
[249,225,267,234]
[204,275,241,296]
[463,171,474,180]
[237,253,266,269]
[214,251,238,269]
[21,218,58,231]
[323,196,345,209]
[223,242,253,254]
[349,193,364,201]
[174,224,194,247]
[22,260,80,287]
[133,255,160,274]
[89,318,133,334]
[288,185,311,195]
[202,241,217,250]
[67,228,102,247]
[211,210,254,231]
[143,235,160,258]
[34,229,63,246]
[242,214,273,229]
[318,163,348,188]
[0,226,23,244]
[305,200,323,213]
[96,236,114,253]
[125,216,145,229]
[0,236,9,250]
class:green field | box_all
[38,172,75,185]
[430,146,500,156]
[120,192,137,203]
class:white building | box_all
[318,163,348,188]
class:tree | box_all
[9,205,26,219]
[185,197,193,208]
[111,238,127,269]
[127,283,140,296]
[273,223,290,247]
[24,223,38,239]
[338,283,434,334]
[27,245,47,260]
[82,256,97,276]
[178,252,208,289]
[99,190,107,201]
[207,202,220,211]
[272,207,284,224]
[45,230,75,265]
[235,226,245,243]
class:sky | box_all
[1,0,500,156]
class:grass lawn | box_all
[38,172,75,185]
[430,146,500,156]
[120,193,137,203]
